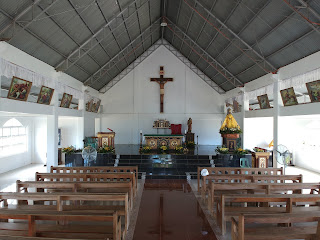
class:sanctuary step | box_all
[64,144,275,179]
[65,144,215,179]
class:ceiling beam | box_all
[283,0,320,35]
[165,18,243,89]
[186,0,217,60]
[84,18,161,87]
[162,40,224,94]
[203,0,271,71]
[115,0,138,59]
[193,0,244,73]
[100,39,162,93]
[0,8,92,76]
[55,0,151,72]
[185,0,277,74]
[170,0,182,44]
[96,1,129,67]
[0,0,43,36]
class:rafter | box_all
[55,0,151,72]
[185,0,277,74]
[283,0,320,35]
[162,40,224,94]
[165,18,243,89]
[0,8,91,76]
[0,0,43,37]
[186,0,217,60]
[100,39,162,93]
[99,39,225,94]
[84,18,161,87]
[201,0,271,71]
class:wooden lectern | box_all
[97,132,115,147]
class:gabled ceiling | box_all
[0,0,319,93]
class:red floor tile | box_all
[133,180,217,240]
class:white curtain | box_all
[280,67,320,90]
[0,57,84,100]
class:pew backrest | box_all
[197,167,283,192]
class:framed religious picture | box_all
[306,80,320,103]
[60,93,72,108]
[257,94,271,109]
[94,99,101,113]
[233,100,240,113]
[91,102,97,112]
[280,87,298,106]
[86,99,93,112]
[37,86,54,105]
[7,76,32,101]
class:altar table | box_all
[144,134,183,149]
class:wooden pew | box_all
[208,182,320,212]
[201,174,303,198]
[231,212,320,240]
[197,167,283,192]
[51,166,138,186]
[217,194,320,235]
[16,180,134,209]
[0,192,129,232]
[35,172,137,197]
[0,210,121,240]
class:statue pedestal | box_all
[221,134,239,152]
[186,132,194,143]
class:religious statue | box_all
[187,118,192,133]
[220,109,241,131]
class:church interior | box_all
[1,0,320,239]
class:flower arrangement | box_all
[175,145,184,154]
[253,147,265,152]
[98,144,115,153]
[234,148,249,155]
[215,146,229,154]
[159,145,168,152]
[186,141,196,149]
[140,145,152,153]
[62,146,75,154]
[219,127,242,134]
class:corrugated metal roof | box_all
[0,0,319,92]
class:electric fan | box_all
[276,144,292,175]
[82,146,97,166]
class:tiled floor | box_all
[0,164,46,192]
[133,179,217,240]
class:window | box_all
[0,118,27,157]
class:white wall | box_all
[100,46,224,145]
[58,117,83,149]
[279,116,320,173]
[33,117,47,164]
[243,117,273,150]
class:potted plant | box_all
[186,141,196,149]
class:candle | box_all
[140,130,142,134]
[184,130,187,134]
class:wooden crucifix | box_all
[150,66,173,113]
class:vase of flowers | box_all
[62,146,75,154]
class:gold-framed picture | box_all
[7,76,32,101]
[37,86,54,105]
[60,93,72,108]
[257,94,271,109]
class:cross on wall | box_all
[150,66,173,113]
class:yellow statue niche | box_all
[220,109,241,130]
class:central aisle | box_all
[133,180,217,240]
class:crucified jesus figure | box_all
[150,66,173,113]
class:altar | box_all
[144,134,183,149]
